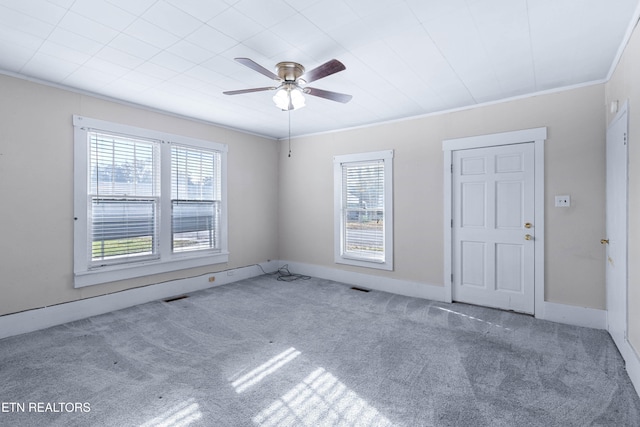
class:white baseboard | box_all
[617,338,640,398]
[278,260,447,302]
[280,261,611,330]
[541,301,607,329]
[610,330,640,398]
[0,262,278,340]
[0,260,610,340]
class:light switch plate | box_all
[555,195,571,207]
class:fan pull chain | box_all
[288,109,292,158]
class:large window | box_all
[334,150,393,270]
[89,132,160,265]
[171,145,221,254]
[74,116,228,287]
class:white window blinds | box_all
[74,115,229,287]
[341,159,385,261]
[171,145,221,253]
[89,132,160,265]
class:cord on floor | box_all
[255,263,310,282]
[275,264,310,282]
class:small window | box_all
[334,150,393,270]
[74,116,228,287]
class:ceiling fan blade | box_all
[301,59,346,84]
[235,57,280,81]
[223,86,276,95]
[305,87,352,103]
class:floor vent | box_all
[164,295,188,303]
[350,287,370,293]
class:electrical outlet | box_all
[555,195,571,207]
[208,276,215,282]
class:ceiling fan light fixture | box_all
[290,88,305,109]
[225,57,351,109]
[273,86,306,111]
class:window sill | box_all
[74,251,230,288]
[335,255,393,271]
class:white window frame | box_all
[333,150,393,271]
[73,115,228,288]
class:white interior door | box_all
[606,104,628,348]
[452,143,535,313]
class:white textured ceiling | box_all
[1,0,638,139]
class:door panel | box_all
[496,181,523,228]
[496,244,523,292]
[462,241,486,288]
[606,106,628,349]
[461,156,486,175]
[462,182,486,227]
[496,153,523,173]
[453,143,535,313]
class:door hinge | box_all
[451,218,453,227]
[451,273,453,283]
[451,163,453,173]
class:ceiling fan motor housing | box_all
[276,62,305,82]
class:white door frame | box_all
[443,127,546,318]
[606,100,629,349]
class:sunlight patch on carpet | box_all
[253,367,394,427]
[232,347,301,393]
[139,398,202,427]
[434,306,513,331]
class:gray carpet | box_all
[0,275,639,426]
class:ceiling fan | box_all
[223,57,352,111]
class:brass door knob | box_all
[601,239,609,245]
[525,234,532,241]
[525,223,532,229]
